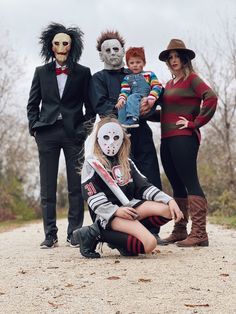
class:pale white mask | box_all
[99,39,125,70]
[97,122,124,156]
[52,33,71,65]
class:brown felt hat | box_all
[159,39,195,61]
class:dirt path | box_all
[0,212,235,314]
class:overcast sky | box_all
[1,0,235,114]
[1,0,235,162]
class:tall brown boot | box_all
[176,195,209,247]
[161,198,189,244]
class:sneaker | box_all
[121,117,139,128]
[67,235,80,248]
[40,235,58,249]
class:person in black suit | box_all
[27,23,95,248]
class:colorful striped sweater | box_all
[118,71,162,101]
[161,72,217,141]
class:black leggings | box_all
[160,135,204,198]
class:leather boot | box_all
[161,198,189,244]
[176,195,209,247]
[73,221,101,258]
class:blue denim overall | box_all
[118,72,156,124]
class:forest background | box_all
[0,0,235,228]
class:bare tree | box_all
[0,34,40,218]
[196,18,236,193]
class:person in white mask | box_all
[89,30,166,244]
[89,30,162,189]
[72,117,183,258]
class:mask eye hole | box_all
[113,135,120,141]
[63,42,69,46]
[54,41,59,46]
[103,135,110,140]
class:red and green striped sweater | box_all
[161,72,217,141]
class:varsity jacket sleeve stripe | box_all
[87,193,118,225]
[81,158,119,228]
[143,186,172,204]
[130,160,173,204]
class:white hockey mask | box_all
[52,33,71,65]
[97,122,124,156]
[99,39,125,70]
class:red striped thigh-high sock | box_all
[100,229,145,255]
[140,216,171,231]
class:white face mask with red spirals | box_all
[97,122,124,156]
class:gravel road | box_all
[0,212,236,314]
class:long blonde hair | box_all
[93,117,131,181]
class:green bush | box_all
[210,190,236,217]
[0,175,37,221]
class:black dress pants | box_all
[35,121,84,238]
[129,121,162,189]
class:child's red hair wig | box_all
[125,47,146,65]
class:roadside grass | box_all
[0,209,68,233]
[209,215,236,229]
[0,219,40,233]
[1,211,235,233]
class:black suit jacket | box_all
[27,61,95,141]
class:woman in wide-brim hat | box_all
[158,39,218,247]
[159,38,195,62]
